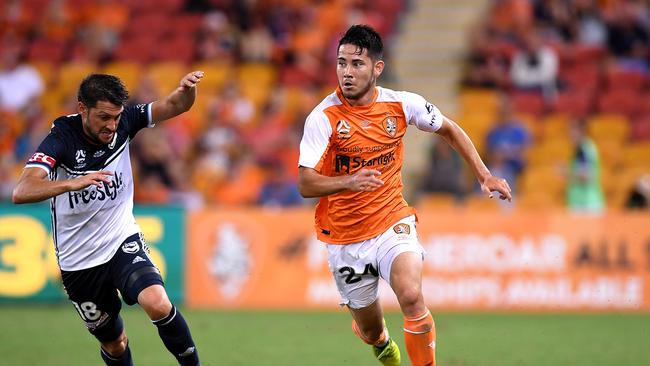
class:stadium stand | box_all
[0,0,408,207]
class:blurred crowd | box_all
[417,0,650,213]
[0,0,405,209]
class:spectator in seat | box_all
[486,97,530,185]
[510,30,559,100]
[566,119,605,214]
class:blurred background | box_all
[1,0,650,365]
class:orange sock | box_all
[403,309,436,366]
[352,319,388,346]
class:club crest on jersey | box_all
[382,116,397,137]
[122,241,140,254]
[336,119,351,139]
[393,223,410,235]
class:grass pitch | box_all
[1,305,648,365]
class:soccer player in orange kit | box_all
[298,25,512,366]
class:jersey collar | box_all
[336,86,378,111]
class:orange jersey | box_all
[299,86,444,244]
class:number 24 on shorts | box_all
[339,263,379,284]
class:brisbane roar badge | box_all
[382,116,397,137]
[393,223,410,235]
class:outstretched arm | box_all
[298,166,384,198]
[12,167,113,204]
[435,116,512,201]
[151,71,204,123]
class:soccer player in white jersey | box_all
[298,25,512,365]
[13,72,205,365]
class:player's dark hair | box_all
[338,24,383,61]
[77,74,129,108]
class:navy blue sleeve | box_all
[122,103,153,139]
[26,123,66,174]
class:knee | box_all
[397,286,425,316]
[140,289,173,320]
[102,332,128,357]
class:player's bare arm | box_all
[151,70,204,122]
[12,167,113,204]
[298,166,384,198]
[435,116,512,201]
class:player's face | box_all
[79,100,124,145]
[337,44,384,105]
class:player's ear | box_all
[78,102,86,116]
[374,59,384,78]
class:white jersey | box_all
[25,103,154,270]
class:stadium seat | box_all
[559,63,601,92]
[596,89,640,117]
[587,114,630,144]
[595,140,624,170]
[605,67,647,91]
[102,61,142,92]
[510,92,546,117]
[147,62,186,94]
[631,116,650,141]
[516,188,564,211]
[552,90,594,119]
[114,37,156,64]
[154,35,196,64]
[458,88,500,116]
[57,62,96,96]
[238,63,277,88]
[540,113,571,141]
[27,38,67,64]
[517,165,566,206]
[526,139,573,166]
[125,13,169,39]
[457,112,495,153]
[621,143,650,170]
[171,14,204,36]
[191,62,232,94]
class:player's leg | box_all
[377,216,435,366]
[390,252,435,366]
[138,284,200,366]
[115,233,200,366]
[348,300,401,366]
[326,240,400,365]
[61,265,134,365]
[98,317,133,366]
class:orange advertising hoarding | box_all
[186,209,650,311]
